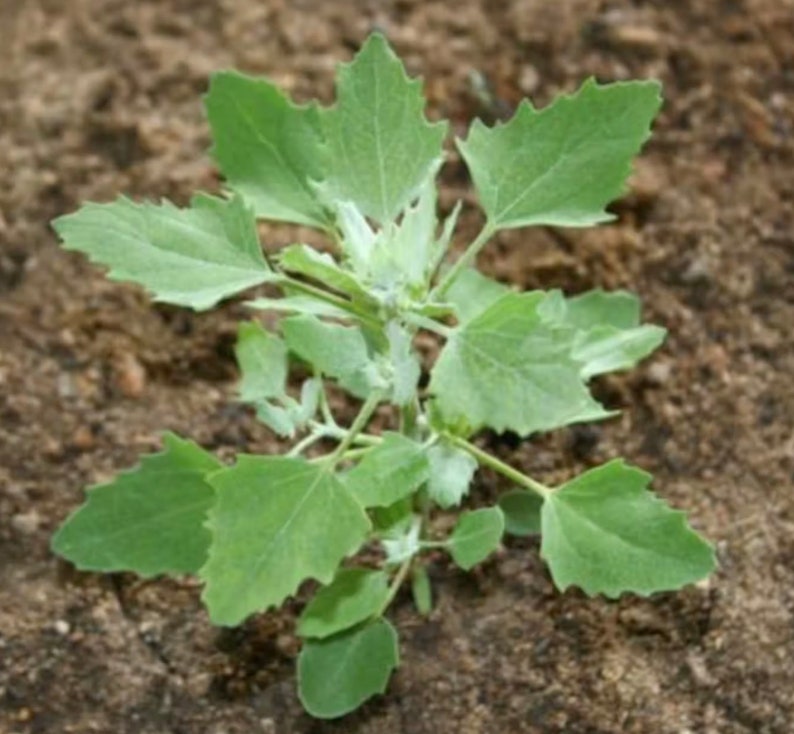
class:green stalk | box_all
[432,222,495,300]
[324,391,384,468]
[275,275,380,328]
[445,434,551,499]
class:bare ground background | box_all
[1,0,793,732]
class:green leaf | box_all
[247,295,352,320]
[318,33,447,224]
[255,401,296,438]
[449,507,505,570]
[498,490,542,536]
[564,289,642,330]
[541,460,716,597]
[426,442,478,509]
[573,324,666,379]
[430,292,609,436]
[298,568,389,639]
[205,72,328,228]
[278,244,369,299]
[444,267,511,323]
[411,565,432,616]
[540,289,666,379]
[52,433,221,576]
[235,321,288,402]
[201,456,370,626]
[343,433,429,508]
[386,322,421,406]
[366,177,440,290]
[282,315,379,397]
[53,193,272,310]
[298,619,399,719]
[457,79,662,230]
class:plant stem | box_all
[432,221,496,300]
[324,391,384,468]
[445,434,551,499]
[403,311,452,338]
[275,275,380,327]
[376,556,413,617]
[286,429,328,458]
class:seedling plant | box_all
[52,34,715,719]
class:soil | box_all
[1,0,793,732]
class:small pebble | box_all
[53,619,71,636]
[11,511,41,535]
[113,353,147,398]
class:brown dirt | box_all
[1,1,793,732]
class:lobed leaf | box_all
[200,456,370,626]
[53,193,272,310]
[205,72,329,228]
[458,78,662,230]
[298,619,399,719]
[318,33,447,225]
[52,433,221,576]
[541,460,716,597]
[430,292,610,436]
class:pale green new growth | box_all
[51,32,715,721]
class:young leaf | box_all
[443,267,511,324]
[541,460,716,597]
[381,516,422,565]
[343,433,429,508]
[458,78,662,230]
[429,292,610,436]
[52,433,221,576]
[449,507,505,571]
[255,400,297,438]
[366,177,440,290]
[205,72,329,228]
[235,321,288,402]
[278,244,369,300]
[201,456,370,626]
[53,193,272,310]
[426,442,478,509]
[298,568,389,639]
[318,33,447,224]
[298,619,399,719]
[411,565,433,616]
[281,314,379,398]
[386,322,421,406]
[498,489,543,536]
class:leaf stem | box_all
[432,221,496,300]
[445,434,551,499]
[275,275,380,328]
[403,311,452,338]
[324,391,384,468]
[286,429,328,458]
[376,556,413,617]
